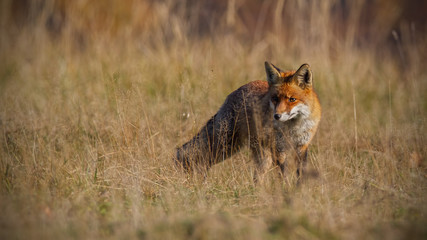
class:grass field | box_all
[1,1,426,239]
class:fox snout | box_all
[273,112,294,122]
[273,104,311,122]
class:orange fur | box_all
[176,62,321,183]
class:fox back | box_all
[175,62,321,182]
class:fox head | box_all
[265,62,315,122]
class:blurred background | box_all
[2,0,426,65]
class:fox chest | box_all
[273,119,315,152]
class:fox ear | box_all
[265,62,283,86]
[293,63,312,89]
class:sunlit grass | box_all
[0,0,426,239]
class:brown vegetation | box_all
[0,0,426,239]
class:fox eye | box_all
[289,97,296,102]
[271,96,279,102]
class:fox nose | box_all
[274,114,281,120]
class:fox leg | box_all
[275,148,307,183]
[251,148,272,184]
[296,148,308,179]
[275,152,287,178]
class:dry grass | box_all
[0,0,426,239]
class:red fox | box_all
[176,62,321,182]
